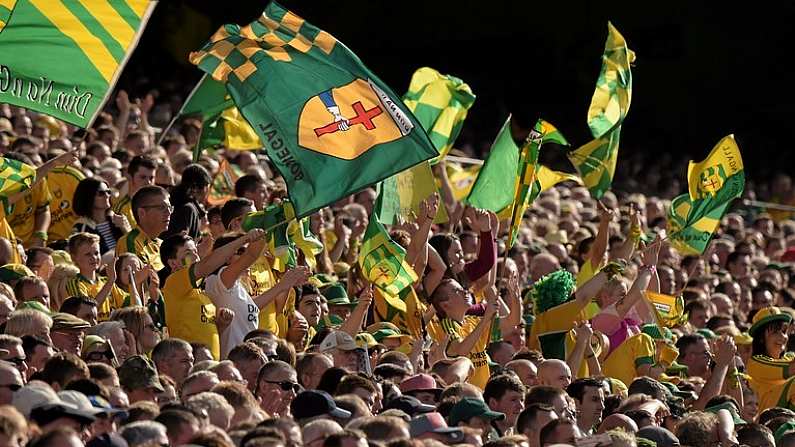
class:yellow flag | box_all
[221,107,262,150]
[686,134,744,201]
[446,162,480,201]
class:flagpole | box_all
[446,155,484,166]
[158,74,208,145]
[742,199,795,212]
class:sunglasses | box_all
[5,357,25,366]
[263,380,301,393]
[0,383,21,391]
[86,350,114,361]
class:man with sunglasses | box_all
[256,359,301,417]
[117,185,172,272]
[0,361,24,405]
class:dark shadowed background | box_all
[118,0,795,186]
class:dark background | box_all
[119,0,795,188]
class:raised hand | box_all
[428,334,450,367]
[419,192,440,222]
[597,200,615,223]
[713,335,737,366]
[282,266,311,287]
[106,258,118,284]
[115,90,131,111]
[244,228,266,243]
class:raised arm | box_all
[611,204,642,261]
[693,336,737,410]
[448,294,497,357]
[463,209,497,282]
[219,236,267,289]
[339,286,373,336]
[586,202,614,267]
[193,229,264,279]
[422,245,447,296]
[574,270,609,308]
[406,193,440,275]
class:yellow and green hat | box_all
[734,332,753,345]
[750,306,793,337]
[323,283,356,307]
[0,264,34,282]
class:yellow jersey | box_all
[162,265,220,360]
[602,333,655,388]
[112,195,136,228]
[46,166,85,242]
[0,207,21,264]
[7,180,51,245]
[748,353,795,414]
[65,273,128,321]
[432,315,492,389]
[116,228,164,271]
[249,256,280,335]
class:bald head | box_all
[530,253,561,281]
[506,359,538,387]
[302,419,343,443]
[597,413,638,434]
[537,360,571,389]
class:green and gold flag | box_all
[0,0,156,127]
[190,2,438,218]
[207,158,240,206]
[0,156,36,212]
[668,135,745,254]
[529,165,583,203]
[569,22,635,198]
[359,191,418,304]
[242,201,296,271]
[379,161,448,226]
[403,67,475,163]
[465,115,519,213]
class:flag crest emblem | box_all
[698,165,727,198]
[298,78,412,160]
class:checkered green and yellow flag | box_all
[0,157,36,212]
[0,0,156,127]
[403,67,475,163]
[568,22,635,199]
[359,190,418,300]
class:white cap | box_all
[12,380,59,418]
[319,331,357,352]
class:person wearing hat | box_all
[747,306,795,413]
[355,332,385,366]
[320,331,360,372]
[449,397,505,442]
[383,395,436,417]
[368,323,412,350]
[400,373,443,405]
[323,283,356,323]
[409,412,465,444]
[30,394,97,443]
[118,355,164,404]
[290,389,352,423]
[50,312,91,355]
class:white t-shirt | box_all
[205,267,259,358]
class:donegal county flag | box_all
[403,67,475,162]
[668,135,745,255]
[197,106,262,160]
[446,162,480,201]
[587,22,636,137]
[379,161,448,226]
[0,0,156,127]
[465,116,519,212]
[644,291,687,328]
[207,158,240,206]
[287,217,323,270]
[687,135,745,202]
[0,157,36,211]
[359,192,418,302]
[190,2,437,218]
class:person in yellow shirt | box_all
[66,232,128,321]
[747,307,795,413]
[427,278,498,389]
[46,165,85,243]
[112,155,156,228]
[159,228,265,361]
[7,178,51,248]
[0,207,22,264]
[116,185,171,271]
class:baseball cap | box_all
[400,374,443,398]
[409,412,464,442]
[290,389,352,421]
[383,395,435,417]
[0,264,34,282]
[320,331,358,352]
[637,426,681,447]
[355,332,384,350]
[51,312,91,331]
[58,391,106,417]
[82,335,111,356]
[323,283,356,307]
[117,355,164,392]
[12,380,60,418]
[449,397,506,426]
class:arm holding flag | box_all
[447,292,498,357]
[339,286,373,337]
[406,193,440,279]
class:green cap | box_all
[0,263,34,282]
[18,300,53,316]
[641,324,673,341]
[117,355,164,392]
[371,328,410,343]
[449,397,505,426]
[324,283,356,307]
[705,401,745,425]
[697,328,717,340]
[775,420,795,444]
[309,273,338,288]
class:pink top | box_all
[592,305,642,354]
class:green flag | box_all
[402,67,475,162]
[568,22,635,199]
[0,156,36,212]
[668,135,745,255]
[0,0,156,127]
[190,2,438,218]
[465,115,519,212]
[379,161,448,225]
[242,201,296,271]
[359,191,418,299]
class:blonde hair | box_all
[47,263,80,311]
[0,405,28,442]
[0,283,14,304]
[5,309,53,338]
[67,232,100,256]
[110,306,150,353]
